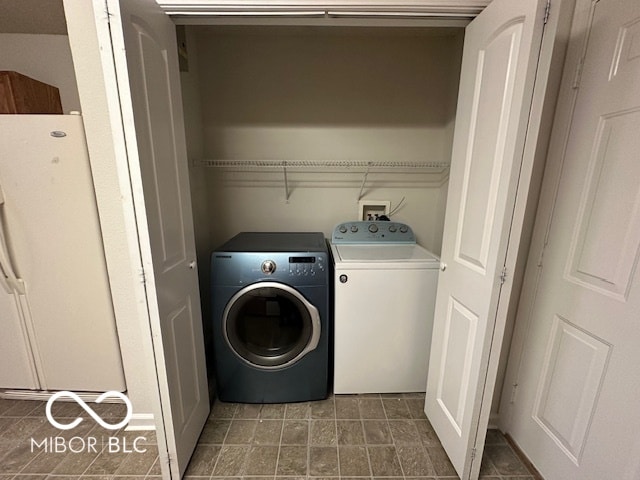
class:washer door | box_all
[223,282,321,369]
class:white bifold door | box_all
[95,1,210,478]
[507,0,640,478]
[425,0,550,479]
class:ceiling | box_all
[0,0,67,35]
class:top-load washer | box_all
[211,232,330,403]
[330,221,439,394]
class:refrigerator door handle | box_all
[0,183,25,295]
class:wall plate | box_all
[358,200,390,221]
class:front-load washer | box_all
[211,232,330,403]
[330,221,440,394]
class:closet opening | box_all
[174,22,514,405]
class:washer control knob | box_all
[350,225,359,233]
[368,224,378,233]
[261,260,276,275]
[388,225,397,233]
[399,225,409,233]
[339,225,348,233]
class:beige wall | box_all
[185,26,463,254]
[0,33,80,112]
[206,182,447,251]
[197,27,461,165]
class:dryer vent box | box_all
[358,200,390,221]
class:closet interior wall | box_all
[183,25,464,251]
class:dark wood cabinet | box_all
[0,71,63,114]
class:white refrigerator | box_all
[0,114,126,392]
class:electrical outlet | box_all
[358,200,390,221]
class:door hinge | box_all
[500,266,508,285]
[470,447,477,461]
[104,0,112,20]
[543,0,551,24]
[164,451,175,479]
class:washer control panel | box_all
[212,252,328,286]
[288,255,325,277]
[332,221,415,244]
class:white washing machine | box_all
[331,221,440,394]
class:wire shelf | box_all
[196,159,450,170]
[194,159,450,201]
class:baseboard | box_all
[505,433,545,480]
[488,412,500,429]
[0,389,125,403]
[126,413,156,431]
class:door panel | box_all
[567,109,640,299]
[436,297,478,433]
[106,0,209,477]
[424,0,547,478]
[131,21,188,268]
[509,1,640,478]
[162,299,200,428]
[532,316,611,463]
[456,22,524,273]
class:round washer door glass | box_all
[223,282,321,369]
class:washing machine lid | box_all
[332,244,440,267]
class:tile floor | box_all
[0,397,160,478]
[185,393,536,480]
[0,394,536,480]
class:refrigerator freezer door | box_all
[0,115,125,392]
